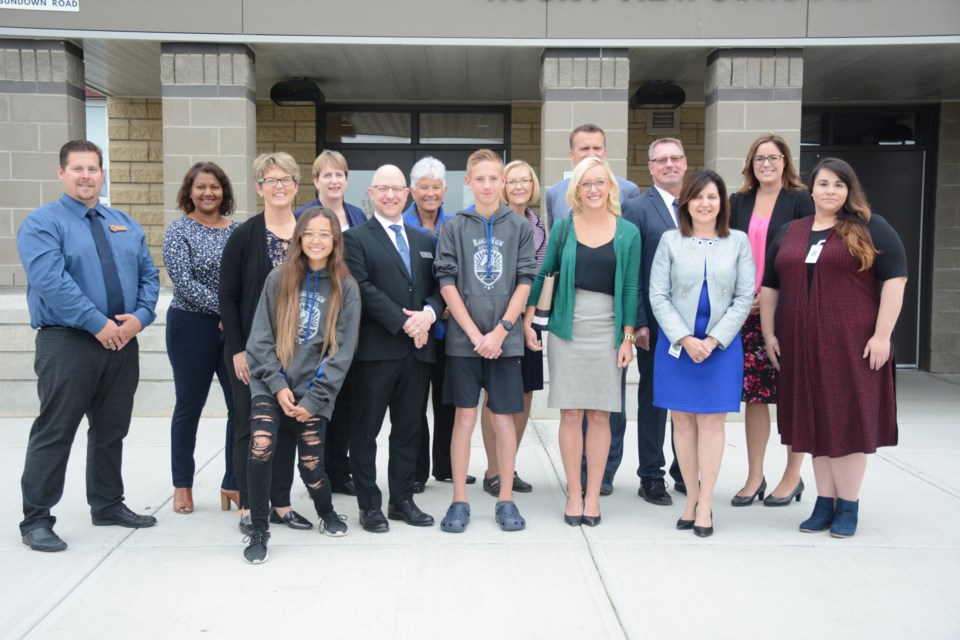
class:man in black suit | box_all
[621,138,688,506]
[343,165,444,532]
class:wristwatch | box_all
[498,319,514,331]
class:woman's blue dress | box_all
[653,272,743,413]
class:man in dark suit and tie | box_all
[343,165,444,532]
[621,138,688,506]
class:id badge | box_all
[669,341,683,359]
[805,241,826,264]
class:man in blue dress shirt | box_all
[16,140,160,552]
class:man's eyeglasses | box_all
[372,185,407,195]
[753,154,785,165]
[650,155,685,166]
[258,176,298,187]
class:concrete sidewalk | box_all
[2,371,958,640]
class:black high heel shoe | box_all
[676,517,694,530]
[763,478,805,507]
[731,477,766,507]
[564,513,583,527]
[693,505,713,537]
[581,513,601,527]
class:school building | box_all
[0,0,958,374]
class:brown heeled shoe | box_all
[220,489,241,511]
[173,487,193,514]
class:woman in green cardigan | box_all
[523,157,640,527]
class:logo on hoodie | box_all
[472,236,504,290]
[298,291,327,342]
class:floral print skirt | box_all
[741,312,778,404]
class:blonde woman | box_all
[524,157,640,527]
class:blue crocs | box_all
[440,502,471,533]
[495,500,526,532]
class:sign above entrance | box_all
[0,0,79,11]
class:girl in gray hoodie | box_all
[242,208,361,564]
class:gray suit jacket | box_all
[545,176,641,231]
[648,229,755,350]
[621,187,677,329]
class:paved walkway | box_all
[3,371,958,640]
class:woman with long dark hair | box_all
[760,157,907,538]
[242,208,360,564]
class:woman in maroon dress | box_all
[759,157,907,538]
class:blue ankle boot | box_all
[830,498,859,538]
[799,496,835,533]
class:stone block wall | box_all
[627,105,706,190]
[107,98,165,279]
[931,101,960,373]
[510,101,542,179]
[255,101,317,211]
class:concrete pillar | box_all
[704,48,803,186]
[540,48,630,186]
[0,39,86,285]
[931,101,960,373]
[160,43,257,229]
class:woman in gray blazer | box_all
[649,170,754,537]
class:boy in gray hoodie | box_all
[433,149,538,533]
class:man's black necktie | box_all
[86,209,125,321]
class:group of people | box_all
[16,129,906,562]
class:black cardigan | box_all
[218,213,274,358]
[729,188,815,254]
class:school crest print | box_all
[473,236,504,290]
[298,291,326,341]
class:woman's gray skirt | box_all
[547,289,621,412]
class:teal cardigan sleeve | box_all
[613,218,641,346]
[526,218,577,341]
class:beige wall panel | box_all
[0,0,242,33]
[808,0,960,37]
[244,0,546,38]
[545,0,807,39]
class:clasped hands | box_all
[402,308,434,349]
[94,314,142,351]
[275,388,314,423]
[681,335,717,364]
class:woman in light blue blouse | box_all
[163,162,238,514]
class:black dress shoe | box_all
[359,509,390,533]
[674,480,687,495]
[638,479,673,506]
[600,473,614,496]
[387,499,435,526]
[433,474,477,484]
[512,472,533,493]
[412,481,426,494]
[238,514,253,535]
[331,479,357,496]
[269,509,313,530]
[22,527,67,552]
[92,503,157,528]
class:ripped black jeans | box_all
[248,395,333,532]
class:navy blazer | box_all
[294,198,367,228]
[728,188,815,255]
[621,187,678,329]
[343,217,444,365]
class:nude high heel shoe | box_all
[220,489,240,511]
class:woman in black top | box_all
[219,152,310,534]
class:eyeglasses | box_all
[302,231,334,241]
[579,179,608,191]
[650,155,685,165]
[507,178,532,188]
[258,176,298,187]
[753,154,785,165]
[372,185,407,195]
